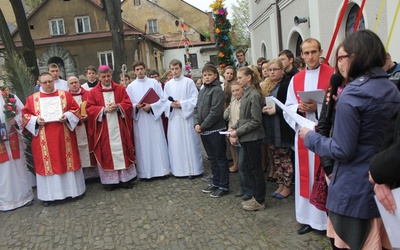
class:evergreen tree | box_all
[210,0,234,71]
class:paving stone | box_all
[0,157,332,249]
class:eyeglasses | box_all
[39,80,53,84]
[337,54,350,62]
[267,68,282,72]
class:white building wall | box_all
[249,0,400,63]
[164,46,218,79]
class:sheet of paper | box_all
[219,131,230,135]
[375,187,400,248]
[298,89,325,104]
[271,97,316,130]
[265,96,275,108]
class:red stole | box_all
[293,63,333,198]
[0,126,20,163]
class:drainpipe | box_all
[276,0,283,52]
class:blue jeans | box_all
[242,139,265,204]
[237,146,254,197]
[201,132,229,190]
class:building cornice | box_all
[248,4,274,31]
[278,0,295,10]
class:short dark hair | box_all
[132,61,146,71]
[300,38,322,53]
[342,29,386,79]
[149,70,159,77]
[279,49,295,59]
[39,72,53,80]
[236,49,246,56]
[169,59,182,69]
[257,57,267,64]
[85,65,97,73]
[47,63,59,71]
[202,64,219,79]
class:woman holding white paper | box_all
[299,30,400,249]
[261,58,294,199]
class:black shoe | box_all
[241,195,252,201]
[188,174,202,180]
[104,185,118,191]
[210,189,229,198]
[201,174,211,182]
[75,193,85,200]
[24,200,33,207]
[202,186,218,193]
[42,201,54,207]
[297,225,313,235]
[234,192,243,197]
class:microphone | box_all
[325,74,343,121]
[168,96,175,112]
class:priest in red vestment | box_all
[67,76,98,180]
[86,65,136,191]
[22,72,86,205]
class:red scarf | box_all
[293,63,333,198]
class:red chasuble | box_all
[70,87,96,166]
[293,63,334,198]
[22,90,82,176]
[86,81,135,170]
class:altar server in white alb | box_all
[0,86,34,211]
[126,61,170,179]
[164,59,203,178]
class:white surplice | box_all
[0,95,34,211]
[284,67,328,231]
[126,77,170,179]
[71,92,99,180]
[164,75,203,177]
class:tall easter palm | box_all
[3,50,36,174]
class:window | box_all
[75,16,91,33]
[49,18,65,35]
[148,19,158,34]
[209,55,218,66]
[98,51,114,70]
[134,0,140,5]
[184,53,198,69]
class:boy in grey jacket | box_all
[194,64,229,198]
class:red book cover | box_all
[139,88,160,104]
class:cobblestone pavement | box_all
[0,163,331,250]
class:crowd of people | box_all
[1,29,400,249]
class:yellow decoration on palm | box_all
[210,0,224,11]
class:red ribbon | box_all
[353,0,366,31]
[326,0,349,62]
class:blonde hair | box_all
[261,58,283,97]
[247,65,261,83]
[238,67,262,96]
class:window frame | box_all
[184,53,198,69]
[147,19,158,34]
[49,18,65,36]
[98,51,115,70]
[75,16,91,33]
